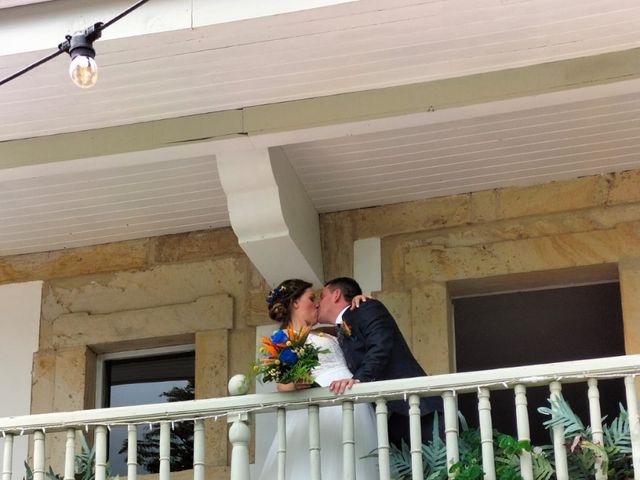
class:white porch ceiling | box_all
[287,90,640,212]
[1,0,640,256]
[2,0,640,141]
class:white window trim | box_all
[95,344,195,409]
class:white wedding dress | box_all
[256,332,379,479]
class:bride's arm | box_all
[350,294,372,310]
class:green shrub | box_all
[388,395,632,480]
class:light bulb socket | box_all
[61,23,102,59]
[69,36,95,60]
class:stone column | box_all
[411,282,454,375]
[619,258,640,355]
[619,258,640,396]
[195,330,229,468]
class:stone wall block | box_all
[196,330,229,466]
[619,257,640,355]
[607,170,640,206]
[51,295,233,349]
[374,291,412,347]
[406,223,640,283]
[496,176,600,219]
[248,291,270,327]
[153,229,243,264]
[48,259,243,316]
[353,194,470,239]
[49,346,90,472]
[411,283,452,375]
[470,189,498,223]
[320,211,354,280]
[31,350,56,414]
[0,240,150,285]
[228,328,256,387]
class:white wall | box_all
[0,281,42,480]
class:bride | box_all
[256,279,378,479]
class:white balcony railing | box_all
[1,355,640,480]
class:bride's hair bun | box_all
[266,279,312,326]
[268,302,287,322]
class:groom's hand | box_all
[329,378,360,394]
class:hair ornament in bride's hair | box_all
[266,285,287,305]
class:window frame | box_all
[95,344,195,409]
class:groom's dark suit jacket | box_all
[339,299,443,416]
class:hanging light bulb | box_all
[66,25,101,89]
[69,54,97,89]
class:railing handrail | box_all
[3,354,639,433]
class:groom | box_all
[317,277,443,447]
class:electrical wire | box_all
[0,0,150,87]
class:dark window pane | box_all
[453,282,625,444]
[103,351,195,475]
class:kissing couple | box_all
[257,277,443,480]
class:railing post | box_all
[478,388,496,480]
[276,408,286,480]
[64,429,75,480]
[514,385,533,480]
[624,375,640,477]
[549,381,569,480]
[159,422,171,480]
[587,378,606,480]
[32,430,45,480]
[376,399,391,480]
[193,420,205,480]
[228,412,251,480]
[342,400,356,480]
[1,433,12,480]
[95,426,107,480]
[408,394,423,480]
[128,424,138,480]
[308,405,322,480]
[442,390,459,475]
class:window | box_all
[453,282,625,443]
[98,346,195,476]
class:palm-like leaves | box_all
[538,395,632,480]
[388,395,633,480]
[538,394,589,437]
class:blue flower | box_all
[279,347,298,365]
[270,329,289,344]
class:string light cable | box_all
[0,0,150,88]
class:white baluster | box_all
[276,408,286,480]
[33,431,45,480]
[376,399,391,480]
[442,391,459,471]
[514,385,533,480]
[64,429,75,480]
[408,394,423,480]
[550,381,569,480]
[587,379,606,480]
[308,405,322,480]
[342,401,356,480]
[2,433,13,480]
[95,426,107,480]
[478,388,496,480]
[228,413,251,480]
[193,420,205,480]
[159,422,170,480]
[624,375,640,477]
[128,424,138,480]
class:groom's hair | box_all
[324,277,362,302]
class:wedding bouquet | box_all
[254,325,326,384]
